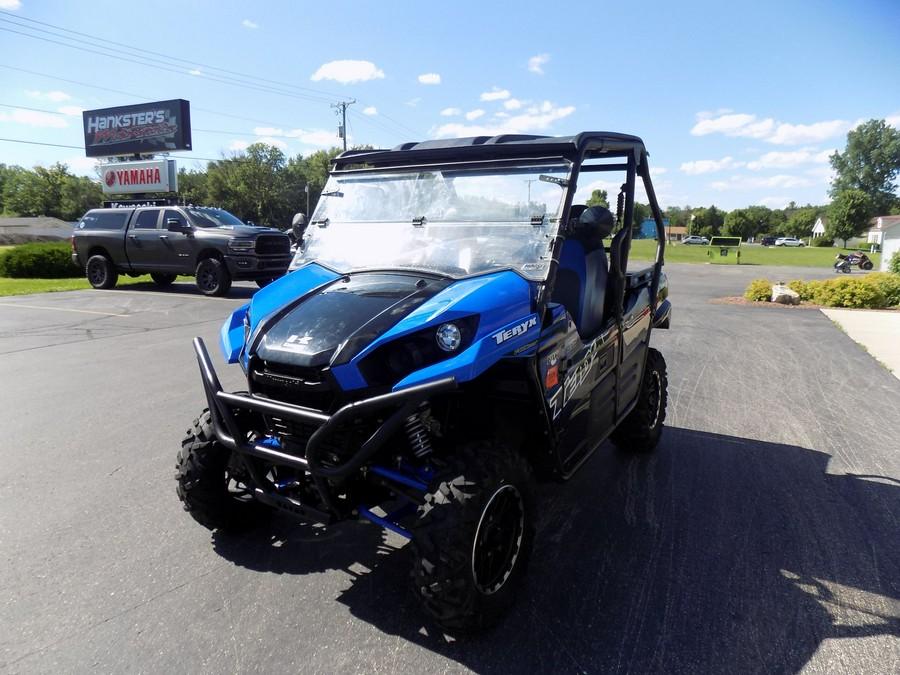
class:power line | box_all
[0,11,426,143]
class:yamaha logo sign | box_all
[100,159,178,195]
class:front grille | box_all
[255,234,291,256]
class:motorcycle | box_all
[834,251,874,273]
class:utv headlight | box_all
[435,323,462,352]
[358,315,480,387]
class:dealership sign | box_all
[101,159,178,195]
[83,99,191,158]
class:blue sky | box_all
[1,0,898,212]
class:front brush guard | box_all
[192,337,457,519]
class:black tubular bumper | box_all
[192,337,456,497]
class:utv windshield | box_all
[290,162,569,281]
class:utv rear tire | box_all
[151,272,177,288]
[86,254,118,289]
[196,258,232,297]
[610,347,668,453]
[410,442,535,632]
[175,409,271,532]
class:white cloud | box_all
[504,98,525,110]
[25,90,71,103]
[57,106,84,117]
[189,68,203,76]
[746,150,828,171]
[691,111,852,145]
[710,174,812,191]
[242,19,258,29]
[887,114,900,129]
[255,136,288,150]
[363,106,378,116]
[418,73,441,85]
[229,140,249,152]
[681,157,742,175]
[528,54,549,74]
[0,109,68,128]
[406,97,421,107]
[0,0,22,9]
[298,130,342,147]
[480,87,510,102]
[254,127,283,136]
[466,109,486,121]
[311,60,385,84]
[440,108,461,116]
[431,100,575,138]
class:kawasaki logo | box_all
[492,316,537,345]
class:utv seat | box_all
[553,206,615,337]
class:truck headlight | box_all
[228,238,254,253]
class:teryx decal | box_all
[492,316,538,346]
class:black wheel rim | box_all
[87,262,104,285]
[199,264,218,292]
[472,484,525,595]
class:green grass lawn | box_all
[630,240,881,267]
[0,241,883,297]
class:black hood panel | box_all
[256,272,451,368]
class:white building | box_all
[879,217,900,272]
[868,215,900,248]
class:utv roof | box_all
[333,132,649,170]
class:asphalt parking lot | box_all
[1,264,898,674]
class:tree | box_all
[585,188,609,209]
[722,208,756,240]
[690,206,725,239]
[177,168,209,206]
[827,189,871,247]
[830,119,900,216]
[206,143,290,227]
[785,207,818,239]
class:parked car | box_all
[775,237,805,247]
[760,236,778,246]
[682,235,709,245]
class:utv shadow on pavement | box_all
[206,426,900,673]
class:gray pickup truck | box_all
[71,205,293,296]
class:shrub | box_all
[809,277,885,308]
[814,237,835,247]
[889,250,900,275]
[786,279,809,299]
[0,242,81,279]
[744,278,771,301]
[863,272,900,307]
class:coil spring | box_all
[404,411,433,458]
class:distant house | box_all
[636,218,671,239]
[868,215,900,247]
[0,217,75,245]
[812,217,827,239]
[879,218,900,272]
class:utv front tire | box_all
[195,258,232,297]
[611,347,668,453]
[86,254,118,289]
[410,442,535,631]
[176,409,270,532]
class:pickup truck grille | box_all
[255,234,291,256]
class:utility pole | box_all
[332,100,355,151]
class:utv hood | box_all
[254,272,453,369]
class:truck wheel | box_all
[195,258,232,297]
[861,260,874,271]
[150,273,177,288]
[86,254,118,289]
[611,347,668,453]
[175,409,271,532]
[410,442,535,631]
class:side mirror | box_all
[166,218,191,233]
[291,213,308,242]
